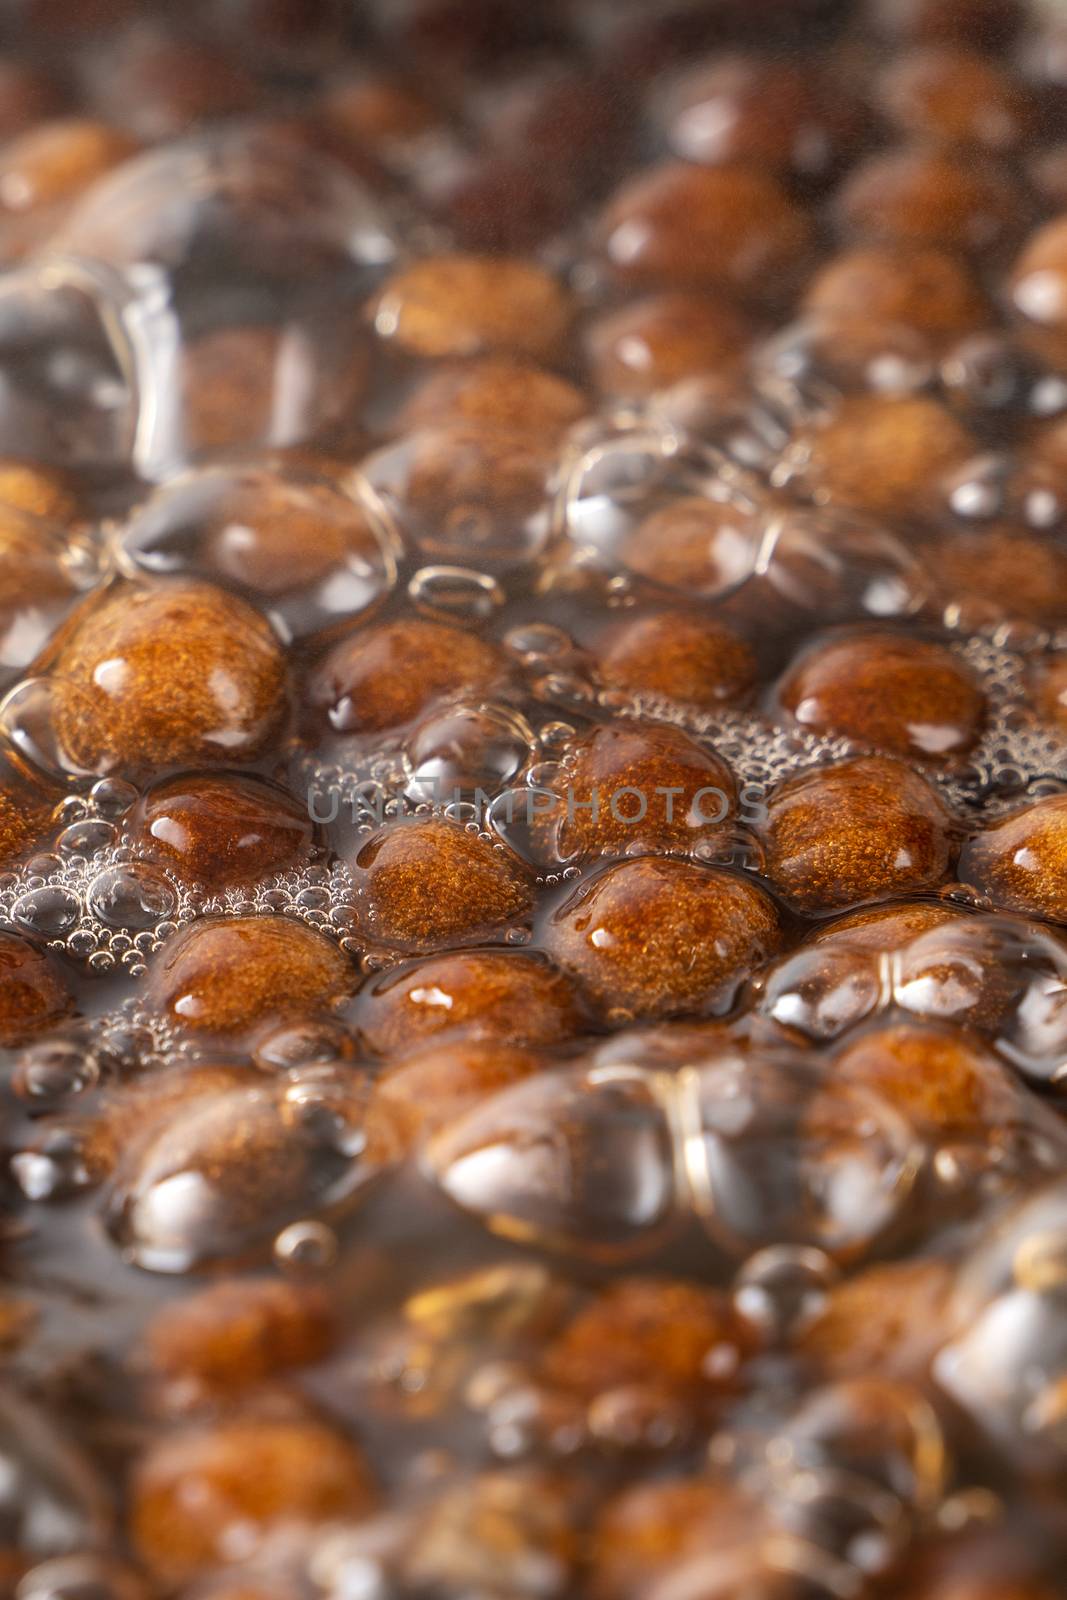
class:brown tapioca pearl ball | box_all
[320,72,440,156]
[833,1022,1019,1135]
[1030,414,1067,476]
[553,722,737,860]
[0,62,64,144]
[89,34,259,141]
[378,0,558,67]
[1033,655,1067,729]
[876,47,1032,150]
[147,917,355,1035]
[176,324,369,459]
[926,530,1067,628]
[658,56,866,183]
[803,246,989,346]
[591,1478,760,1600]
[1008,215,1067,366]
[307,618,506,736]
[0,931,72,1046]
[394,359,587,439]
[426,152,578,257]
[891,1532,1066,1600]
[777,631,985,762]
[404,1470,582,1599]
[594,161,814,303]
[584,293,752,401]
[781,395,975,520]
[355,950,583,1055]
[546,858,781,1021]
[482,67,633,194]
[597,609,757,711]
[834,145,1024,254]
[129,1418,376,1584]
[960,795,1067,924]
[370,254,573,362]
[364,1040,544,1160]
[760,755,954,914]
[107,1069,374,1272]
[210,0,350,64]
[32,1065,255,1188]
[589,1019,738,1073]
[51,582,288,780]
[540,1277,760,1400]
[135,1278,336,1405]
[0,460,78,524]
[798,1256,956,1379]
[617,494,763,596]
[0,501,79,641]
[873,0,1025,47]
[0,118,136,216]
[355,820,533,949]
[1028,145,1067,216]
[133,773,314,891]
[809,899,966,951]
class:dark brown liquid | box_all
[1,3,1067,1599]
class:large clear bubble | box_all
[51,124,400,475]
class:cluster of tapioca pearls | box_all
[5,2,1067,1599]
[8,1178,1067,1600]
[6,603,1067,1049]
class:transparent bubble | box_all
[403,1470,579,1600]
[11,884,81,938]
[273,1217,339,1275]
[423,1063,682,1261]
[0,504,89,689]
[57,820,115,856]
[940,331,1059,420]
[733,1246,840,1341]
[892,914,1067,1085]
[0,676,103,781]
[13,1035,100,1105]
[408,564,506,621]
[253,1016,354,1072]
[87,777,138,817]
[754,317,935,415]
[650,376,792,476]
[937,452,1067,538]
[504,623,574,664]
[679,1047,923,1261]
[561,426,766,598]
[15,1554,144,1600]
[0,257,140,466]
[52,125,399,476]
[0,1389,112,1559]
[403,702,534,805]
[761,1379,946,1578]
[87,864,176,931]
[768,1378,948,1512]
[114,460,399,642]
[934,1177,1067,1478]
[755,506,930,620]
[105,1070,378,1273]
[362,424,558,571]
[757,945,887,1044]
